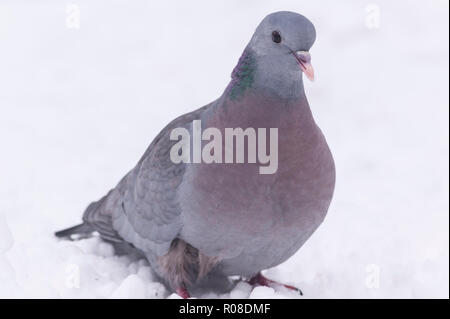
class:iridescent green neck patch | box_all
[226,50,256,100]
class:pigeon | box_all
[56,11,335,298]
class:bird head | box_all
[248,11,316,81]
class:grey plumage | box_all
[56,11,335,293]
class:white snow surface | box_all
[0,0,448,298]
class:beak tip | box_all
[303,64,315,82]
[295,51,315,82]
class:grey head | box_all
[226,11,316,101]
[249,11,316,56]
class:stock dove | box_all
[56,11,335,298]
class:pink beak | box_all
[294,51,315,81]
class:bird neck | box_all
[224,48,306,103]
[224,49,257,100]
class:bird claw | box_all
[248,273,303,296]
[176,287,191,299]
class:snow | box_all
[0,214,13,253]
[229,282,253,299]
[0,214,20,298]
[0,0,448,298]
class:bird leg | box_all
[248,272,303,295]
[176,286,191,299]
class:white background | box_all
[0,0,448,298]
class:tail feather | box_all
[54,223,94,239]
[55,190,123,243]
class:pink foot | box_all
[176,287,191,299]
[249,273,303,296]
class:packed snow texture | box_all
[0,0,448,298]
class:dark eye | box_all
[272,31,281,43]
